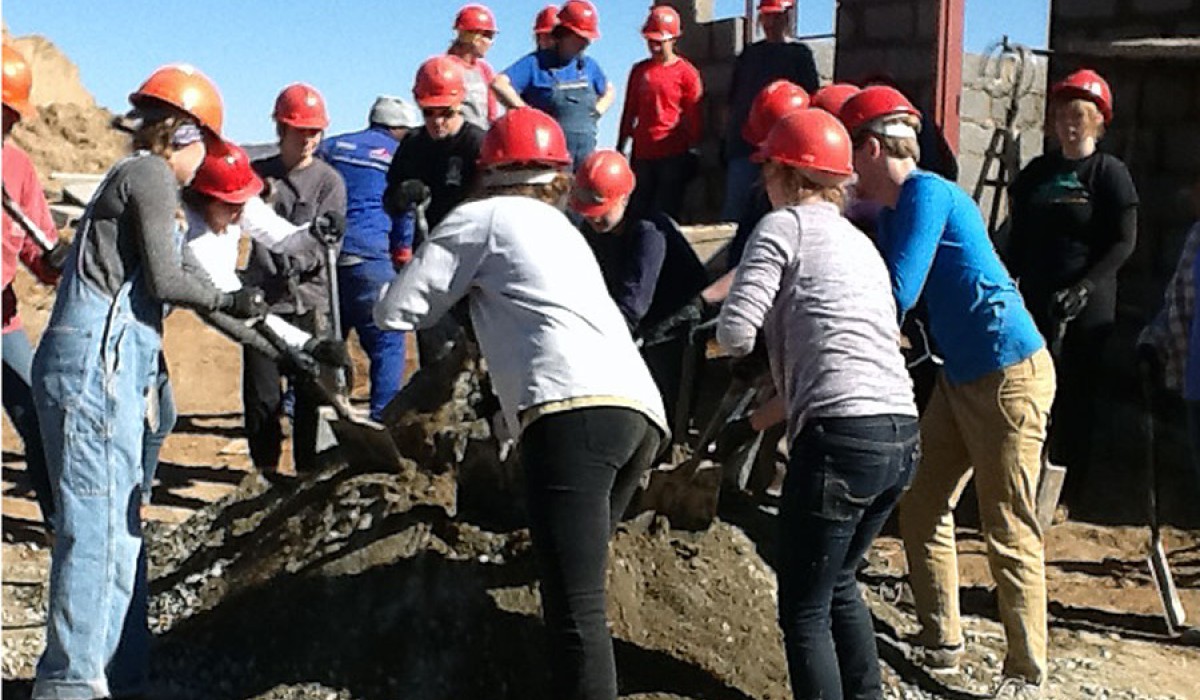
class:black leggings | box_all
[521,406,662,700]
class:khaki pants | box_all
[899,349,1056,683]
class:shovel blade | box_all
[324,409,406,471]
[638,459,723,531]
[1035,461,1067,530]
[1148,537,1187,635]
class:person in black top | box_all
[721,0,819,223]
[1007,69,1138,506]
[571,149,708,423]
[384,56,485,365]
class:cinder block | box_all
[864,2,914,41]
[960,88,992,122]
[709,17,744,60]
[959,120,994,157]
[1054,0,1118,19]
[690,0,715,23]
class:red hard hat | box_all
[413,56,467,108]
[2,42,35,120]
[1050,68,1113,124]
[571,150,636,218]
[191,140,264,205]
[758,0,795,14]
[743,80,810,147]
[754,108,854,181]
[455,4,498,33]
[130,63,224,135]
[812,83,861,115]
[273,83,330,130]
[534,5,559,34]
[838,85,920,136]
[642,5,683,41]
[479,107,571,168]
[558,0,601,41]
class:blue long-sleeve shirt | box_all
[318,126,414,261]
[878,171,1043,385]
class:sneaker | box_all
[993,676,1042,699]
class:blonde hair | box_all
[478,171,573,208]
[763,160,847,210]
[854,114,922,161]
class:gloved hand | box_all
[311,211,345,245]
[731,336,770,383]
[391,246,413,271]
[1050,280,1092,322]
[641,296,717,346]
[221,286,268,319]
[304,338,352,368]
[43,241,73,272]
[399,179,431,208]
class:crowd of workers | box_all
[1,1,1196,699]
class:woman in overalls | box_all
[30,65,265,700]
[492,0,615,167]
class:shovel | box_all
[256,317,405,472]
[3,185,57,252]
[1140,359,1187,635]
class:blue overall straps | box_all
[31,154,167,700]
[550,62,598,168]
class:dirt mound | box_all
[3,32,128,194]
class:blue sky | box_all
[3,1,1048,146]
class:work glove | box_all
[311,211,345,246]
[304,337,352,368]
[398,179,431,209]
[43,241,73,272]
[391,246,413,271]
[221,286,268,319]
[1050,280,1092,322]
[641,296,717,346]
[730,336,770,384]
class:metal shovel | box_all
[1140,359,1187,635]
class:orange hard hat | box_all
[812,83,861,115]
[743,80,810,147]
[1050,68,1113,124]
[130,63,224,135]
[571,150,636,218]
[534,5,559,34]
[479,107,571,168]
[2,42,35,120]
[838,85,920,136]
[190,140,264,204]
[273,83,330,130]
[754,108,854,181]
[758,0,795,14]
[558,0,600,41]
[642,5,683,42]
[455,4,498,33]
[413,56,467,108]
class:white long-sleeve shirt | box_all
[184,196,311,292]
[374,195,667,438]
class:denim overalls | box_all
[549,57,598,168]
[31,155,170,699]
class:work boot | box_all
[992,676,1043,699]
[912,641,964,673]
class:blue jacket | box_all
[878,171,1043,384]
[318,126,413,261]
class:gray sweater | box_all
[717,203,916,443]
[78,154,224,312]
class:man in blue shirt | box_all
[317,96,420,420]
[844,86,1055,697]
[492,0,615,167]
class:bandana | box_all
[480,167,562,187]
[171,122,204,148]
[865,119,919,140]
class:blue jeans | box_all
[778,414,920,700]
[339,259,406,421]
[141,358,177,505]
[3,326,55,522]
[720,155,760,223]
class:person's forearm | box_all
[595,83,616,116]
[1083,207,1138,286]
[491,75,526,109]
[701,269,735,304]
[749,393,785,432]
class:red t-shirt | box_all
[2,141,59,333]
[618,57,704,161]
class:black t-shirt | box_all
[385,123,486,234]
[724,40,820,159]
[1008,149,1138,330]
